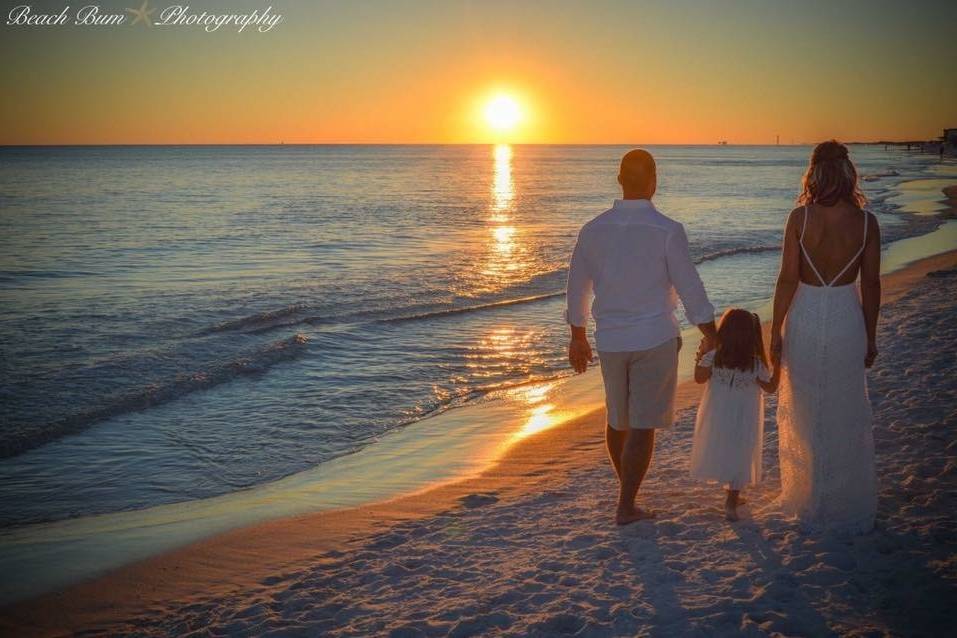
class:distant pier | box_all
[872,128,956,157]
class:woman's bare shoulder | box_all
[848,206,880,229]
[784,206,805,232]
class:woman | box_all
[770,140,880,534]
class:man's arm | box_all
[566,231,594,373]
[665,224,716,344]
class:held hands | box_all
[768,365,782,392]
[568,337,593,374]
[695,335,714,364]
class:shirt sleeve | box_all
[564,230,593,327]
[698,350,716,368]
[665,223,715,326]
[757,361,771,382]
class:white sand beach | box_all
[3,249,954,637]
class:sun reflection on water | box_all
[478,144,539,290]
[491,144,514,214]
[470,326,535,367]
[509,382,563,441]
[492,225,515,245]
[518,403,557,438]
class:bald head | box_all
[618,149,657,199]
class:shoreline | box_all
[3,247,956,636]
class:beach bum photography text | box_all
[6,3,283,33]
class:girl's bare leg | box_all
[725,483,741,522]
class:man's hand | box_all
[568,337,593,373]
[695,320,717,359]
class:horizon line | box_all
[0,141,927,148]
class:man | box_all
[565,149,716,525]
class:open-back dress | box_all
[777,205,877,534]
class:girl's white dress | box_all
[690,351,767,488]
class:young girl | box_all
[690,308,778,521]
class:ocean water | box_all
[0,144,945,528]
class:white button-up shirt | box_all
[565,199,714,352]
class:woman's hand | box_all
[568,337,593,374]
[865,341,878,368]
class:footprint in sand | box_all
[459,492,499,509]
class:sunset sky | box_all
[1,0,955,145]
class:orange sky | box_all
[1,0,955,144]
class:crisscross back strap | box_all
[798,205,869,287]
[798,205,828,286]
[827,210,868,286]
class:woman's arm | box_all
[860,212,881,367]
[770,208,803,366]
[694,364,712,384]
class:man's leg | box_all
[597,351,629,481]
[614,338,676,524]
[616,428,656,524]
[605,425,626,479]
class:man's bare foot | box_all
[615,508,656,526]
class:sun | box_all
[484,95,522,132]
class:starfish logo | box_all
[126,1,155,26]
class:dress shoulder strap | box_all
[798,205,828,286]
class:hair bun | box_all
[814,140,849,162]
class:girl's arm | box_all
[860,212,881,368]
[694,364,712,384]
[770,208,803,366]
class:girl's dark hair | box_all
[797,140,867,208]
[714,309,768,372]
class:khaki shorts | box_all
[598,338,678,430]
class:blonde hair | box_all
[797,140,867,208]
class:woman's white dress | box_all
[690,352,768,489]
[777,207,877,534]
